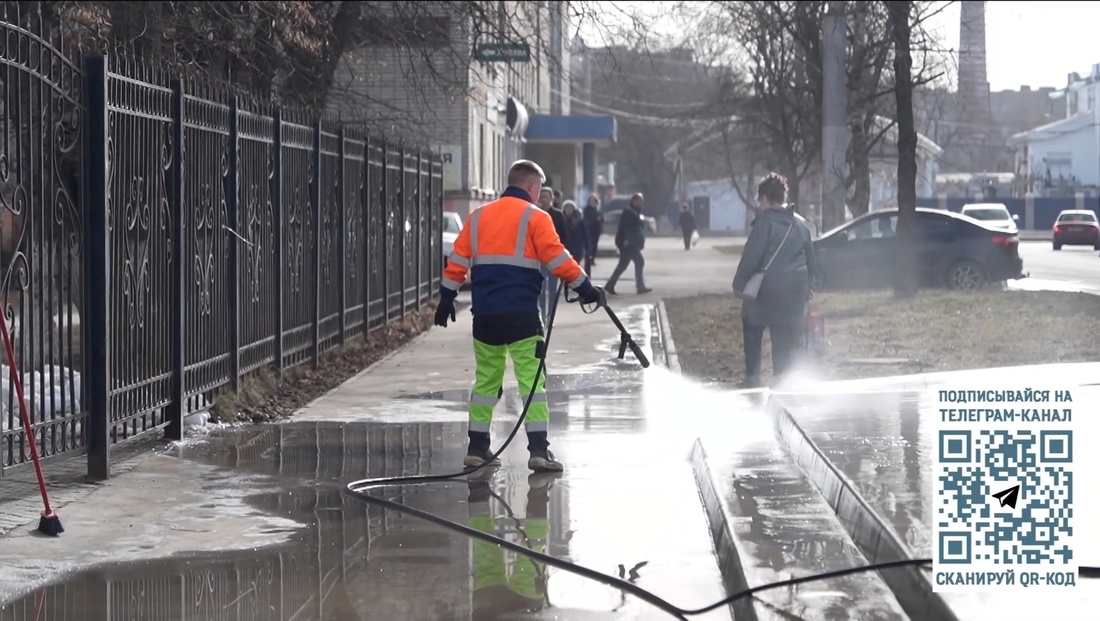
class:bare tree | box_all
[676,0,950,228]
[887,0,919,297]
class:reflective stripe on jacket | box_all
[442,187,589,316]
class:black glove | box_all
[435,294,457,327]
[575,281,606,308]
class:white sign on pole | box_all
[439,145,463,191]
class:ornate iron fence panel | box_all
[0,28,441,478]
[383,148,404,321]
[429,157,444,292]
[365,138,387,331]
[341,131,367,338]
[316,125,342,353]
[402,150,421,313]
[237,102,278,374]
[104,57,175,444]
[0,9,85,473]
[277,118,316,369]
[178,85,232,399]
[414,151,431,308]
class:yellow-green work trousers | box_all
[470,515,548,604]
[469,335,549,435]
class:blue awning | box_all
[525,114,616,146]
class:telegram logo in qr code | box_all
[936,429,1074,568]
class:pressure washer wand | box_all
[602,305,650,368]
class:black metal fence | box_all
[0,15,443,479]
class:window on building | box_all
[479,124,486,190]
[1089,87,1096,113]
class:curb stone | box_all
[689,440,758,621]
[655,298,756,621]
[769,397,957,621]
[655,299,682,374]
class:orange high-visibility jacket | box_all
[442,187,590,316]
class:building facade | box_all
[328,1,615,218]
[1008,63,1100,197]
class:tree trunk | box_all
[888,0,918,297]
[849,121,872,217]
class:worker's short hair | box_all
[507,160,546,186]
[757,173,788,204]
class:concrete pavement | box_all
[1012,241,1100,294]
[0,238,756,620]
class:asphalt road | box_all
[1012,240,1100,294]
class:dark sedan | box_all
[813,208,1027,290]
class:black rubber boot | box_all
[465,431,501,468]
[468,481,493,506]
[526,431,564,472]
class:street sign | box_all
[475,42,531,63]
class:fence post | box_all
[415,150,423,307]
[165,78,185,441]
[227,97,241,387]
[272,109,285,372]
[380,139,390,322]
[399,142,407,318]
[311,120,322,366]
[83,55,111,481]
[338,127,347,346]
[363,134,371,324]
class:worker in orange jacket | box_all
[435,160,605,472]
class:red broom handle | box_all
[0,309,53,514]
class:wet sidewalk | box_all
[772,364,1100,621]
[0,303,743,621]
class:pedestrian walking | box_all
[538,187,570,321]
[605,193,652,295]
[679,202,697,250]
[435,160,605,472]
[581,194,603,275]
[562,200,589,265]
[731,173,818,387]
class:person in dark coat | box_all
[731,173,818,387]
[605,193,652,295]
[581,194,603,274]
[678,202,696,250]
[539,187,570,247]
[537,187,570,320]
[562,200,589,264]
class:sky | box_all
[931,1,1099,91]
[580,1,1100,93]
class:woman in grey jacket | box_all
[732,173,818,387]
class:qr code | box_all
[937,429,1074,566]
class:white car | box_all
[442,211,462,260]
[960,202,1019,233]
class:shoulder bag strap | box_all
[761,221,795,273]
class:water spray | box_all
[343,282,1098,619]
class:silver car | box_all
[442,211,462,260]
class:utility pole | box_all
[821,0,849,230]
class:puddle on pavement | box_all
[0,419,710,620]
[778,381,1100,620]
[0,306,734,621]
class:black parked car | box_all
[813,208,1027,290]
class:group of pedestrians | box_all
[538,188,652,316]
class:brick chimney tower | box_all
[955,0,994,169]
